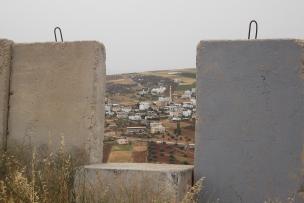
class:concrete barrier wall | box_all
[75,163,193,202]
[0,39,13,151]
[195,40,304,202]
[5,41,105,163]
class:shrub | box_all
[0,138,75,203]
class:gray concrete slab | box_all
[75,163,193,202]
[195,40,304,202]
[0,39,13,151]
[7,41,105,163]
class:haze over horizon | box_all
[1,0,304,74]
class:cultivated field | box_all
[105,68,196,165]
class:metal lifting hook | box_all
[54,27,63,42]
[248,20,258,40]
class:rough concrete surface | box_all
[0,39,13,151]
[75,163,193,202]
[8,41,106,163]
[195,40,304,202]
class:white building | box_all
[106,111,115,116]
[158,97,171,102]
[181,90,192,99]
[168,103,182,111]
[121,107,132,113]
[151,86,166,95]
[112,104,121,112]
[105,104,111,112]
[126,126,147,135]
[190,98,196,106]
[156,97,171,107]
[129,115,142,121]
[150,122,166,134]
[182,110,192,118]
[182,102,193,109]
[139,101,150,111]
[169,111,181,118]
[117,138,129,145]
[172,117,181,121]
[138,89,148,96]
[116,111,128,119]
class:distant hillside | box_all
[106,68,196,95]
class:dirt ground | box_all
[108,77,137,85]
[105,141,193,165]
[108,94,138,105]
[161,119,195,143]
[103,143,112,162]
[146,142,194,165]
[142,69,196,85]
[132,142,147,162]
[106,142,147,163]
[108,151,133,162]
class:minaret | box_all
[169,86,172,102]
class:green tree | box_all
[174,120,181,141]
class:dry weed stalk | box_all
[0,136,74,203]
[2,137,202,203]
[182,177,205,203]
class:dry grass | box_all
[0,137,74,203]
[109,78,137,85]
[132,142,147,152]
[141,70,196,86]
[182,177,204,203]
[108,95,138,105]
[132,142,148,163]
[3,140,292,203]
[108,151,133,162]
[1,137,203,203]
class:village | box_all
[103,70,196,164]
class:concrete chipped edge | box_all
[12,41,106,60]
[294,40,304,80]
[0,39,13,152]
[83,163,194,172]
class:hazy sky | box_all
[1,0,304,74]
